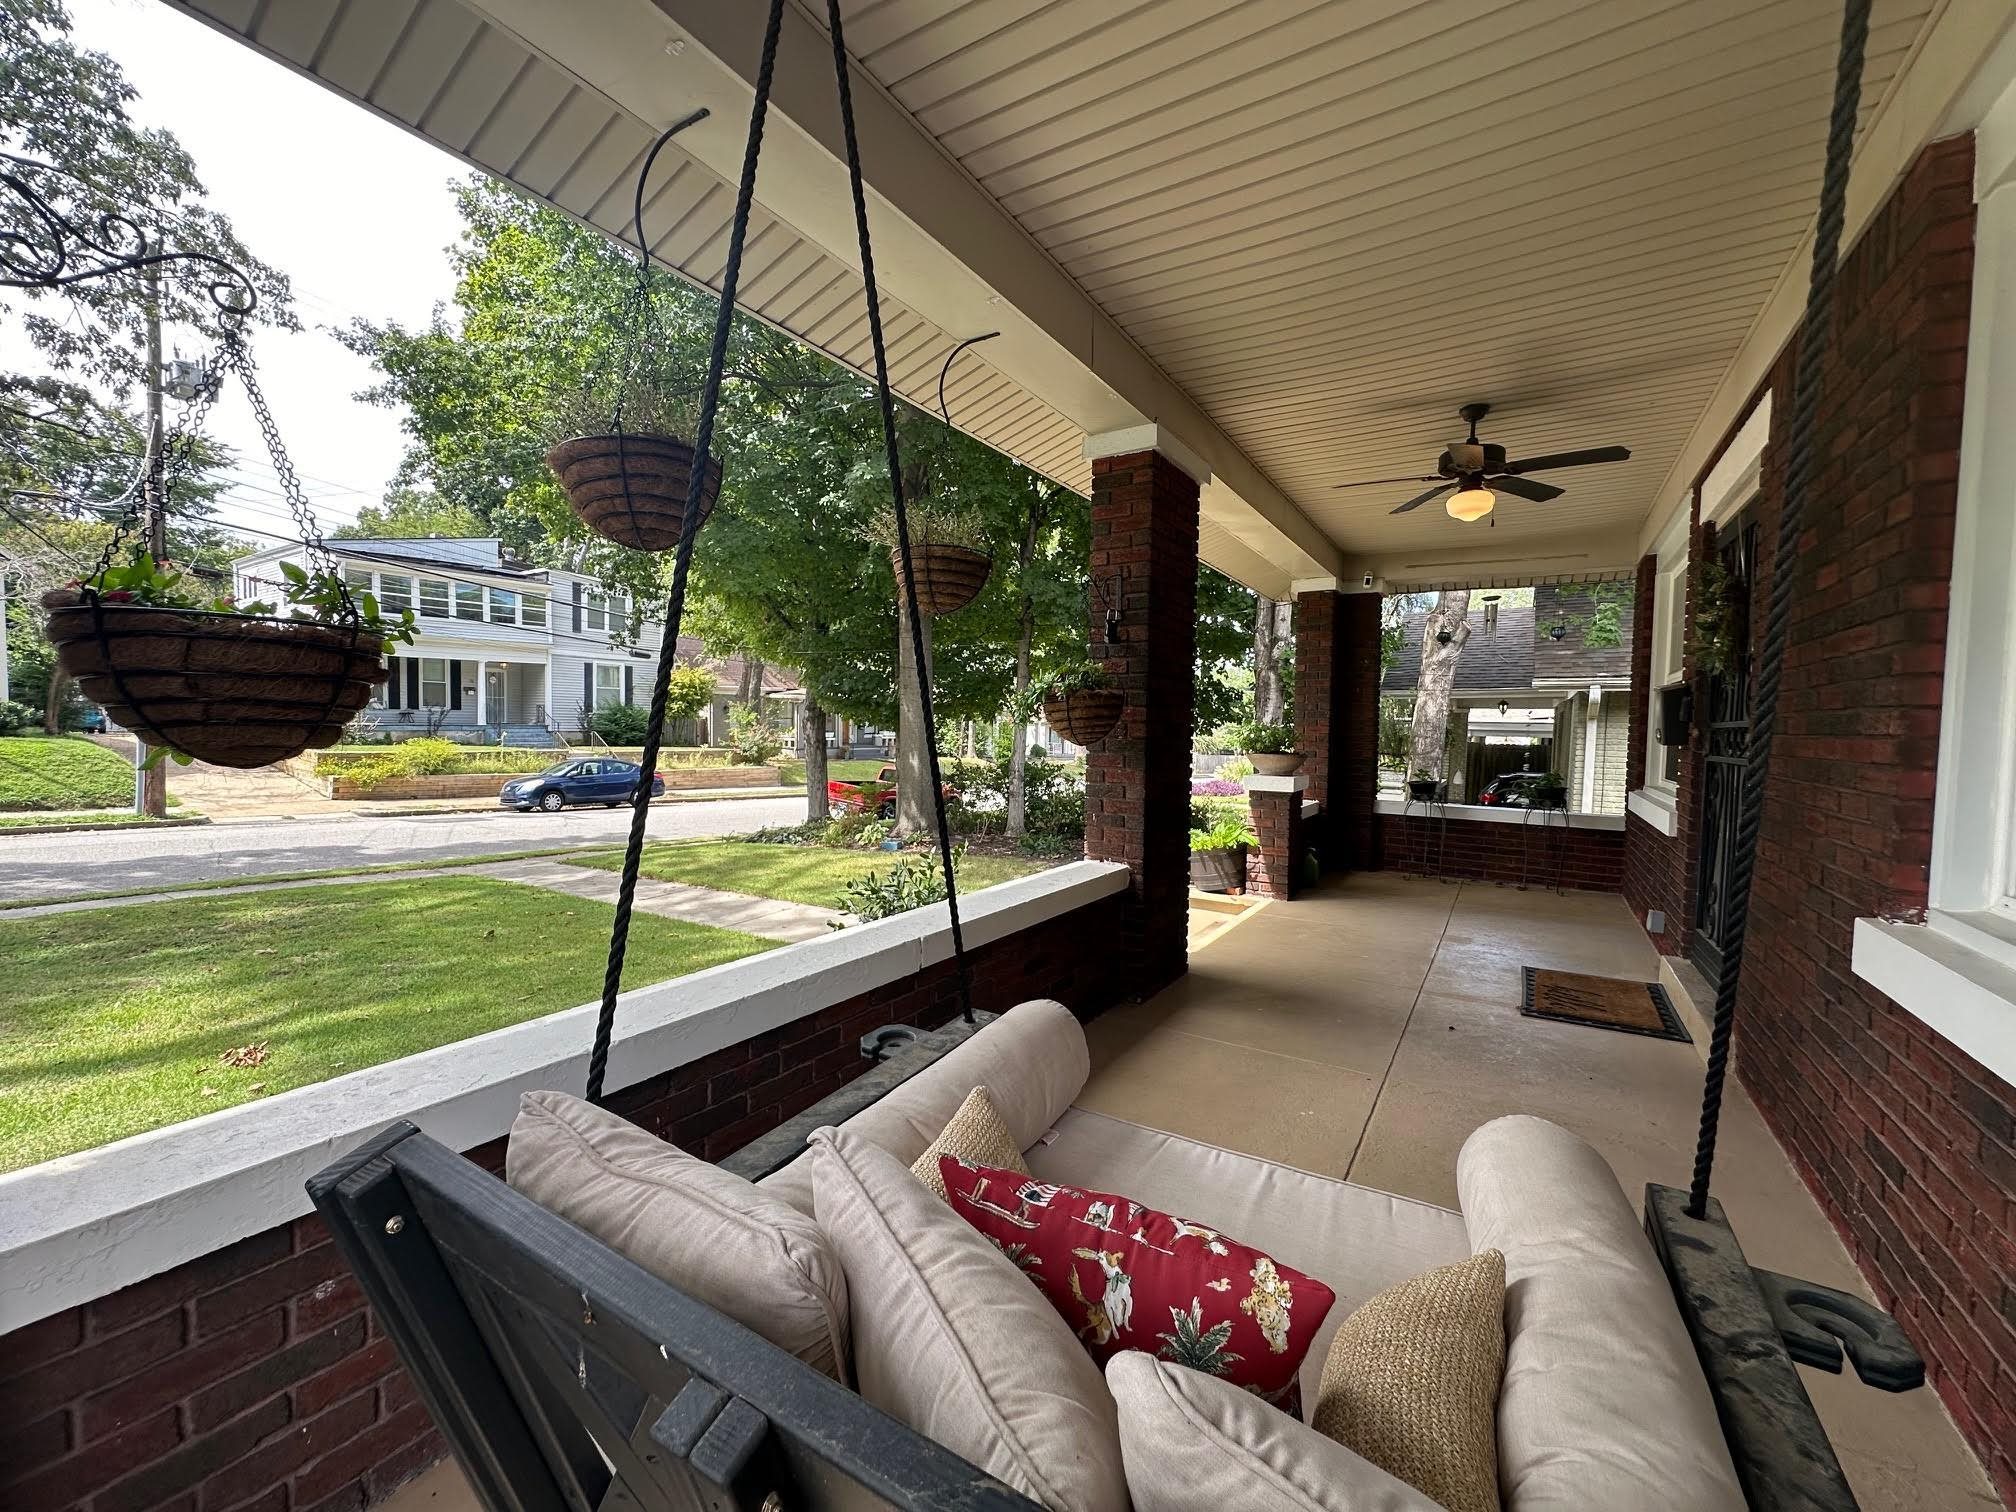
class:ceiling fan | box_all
[1332,403,1630,522]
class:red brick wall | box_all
[1621,550,1698,948]
[1373,813,1625,892]
[1727,134,2016,1503]
[1245,790,1305,900]
[1294,590,1381,870]
[1085,450,1199,998]
[0,893,1125,1512]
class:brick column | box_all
[1084,444,1200,998]
[1294,587,1381,869]
[1245,776,1309,899]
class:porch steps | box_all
[490,725,558,748]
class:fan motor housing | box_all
[1440,441,1505,475]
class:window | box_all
[607,593,629,638]
[585,591,607,633]
[593,664,624,709]
[521,592,547,629]
[419,579,450,617]
[454,582,484,622]
[488,587,518,624]
[343,566,372,593]
[420,658,449,709]
[378,574,413,614]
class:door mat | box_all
[1520,967,1690,1042]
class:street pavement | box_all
[0,795,807,902]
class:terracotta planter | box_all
[1190,844,1247,894]
[546,433,722,553]
[1247,751,1305,776]
[42,590,387,768]
[1042,687,1124,747]
[892,543,991,617]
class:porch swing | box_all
[305,1,1929,1509]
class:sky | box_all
[19,0,471,544]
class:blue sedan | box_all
[500,759,666,813]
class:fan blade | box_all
[1333,474,1443,489]
[1390,482,1456,514]
[1500,445,1631,475]
[1491,475,1565,503]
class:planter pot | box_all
[1190,843,1247,894]
[1407,778,1439,799]
[1247,751,1305,777]
[892,543,991,617]
[546,433,722,553]
[42,590,387,769]
[1043,687,1124,747]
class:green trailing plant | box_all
[866,497,987,552]
[1228,719,1296,755]
[1689,559,1742,678]
[1041,662,1110,698]
[1189,813,1256,855]
[71,548,416,645]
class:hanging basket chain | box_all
[825,0,973,1025]
[584,1,787,1106]
[1686,0,1870,1218]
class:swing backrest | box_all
[311,1121,1039,1512]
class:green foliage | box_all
[72,548,416,645]
[0,702,37,736]
[835,849,959,923]
[0,734,134,809]
[589,701,650,746]
[1227,720,1296,755]
[951,756,1084,842]
[1041,662,1109,697]
[726,704,785,766]
[333,736,471,790]
[664,663,716,724]
[1194,566,1258,734]
[1189,813,1255,854]
[1218,755,1255,781]
[1378,697,1414,770]
[867,497,986,551]
[1689,561,1740,676]
[331,488,488,540]
[1564,580,1636,651]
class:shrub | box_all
[590,701,651,746]
[1218,755,1255,781]
[399,737,464,775]
[1190,778,1245,797]
[0,700,37,736]
[1028,745,1048,761]
[727,704,785,766]
[835,849,960,924]
[664,663,716,725]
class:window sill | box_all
[1851,914,2016,1087]
[1374,797,1624,831]
[1626,786,1678,835]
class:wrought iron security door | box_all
[1691,512,1759,986]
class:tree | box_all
[1407,591,1471,780]
[1252,595,1292,724]
[1194,566,1257,734]
[332,488,487,540]
[0,2,295,399]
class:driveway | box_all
[0,796,807,901]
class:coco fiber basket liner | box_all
[546,432,723,553]
[42,589,389,769]
[892,542,992,617]
[1043,687,1125,747]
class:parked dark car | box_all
[1477,771,1569,809]
[500,759,666,813]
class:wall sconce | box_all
[1089,574,1123,644]
[1549,622,1569,641]
[1498,699,1510,716]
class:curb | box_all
[350,788,803,817]
[0,816,212,837]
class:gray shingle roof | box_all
[1382,605,1536,693]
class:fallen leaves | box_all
[220,1041,270,1068]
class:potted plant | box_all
[546,373,721,554]
[1189,811,1256,894]
[1534,772,1570,810]
[1232,719,1303,776]
[872,500,992,617]
[1041,663,1124,747]
[42,548,414,769]
[1688,558,1744,678]
[1407,767,1441,800]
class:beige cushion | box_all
[762,998,1088,1213]
[506,1091,848,1379]
[1312,1250,1505,1512]
[1106,1352,1445,1512]
[810,1125,1126,1512]
[1026,1106,1470,1403]
[910,1085,1028,1201]
[1458,1115,1742,1512]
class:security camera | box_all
[1361,572,1375,589]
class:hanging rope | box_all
[1687,0,1870,1217]
[585,0,787,1105]
[825,0,973,1025]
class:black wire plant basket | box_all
[546,432,722,553]
[1042,685,1124,747]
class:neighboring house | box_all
[1381,586,1635,811]
[233,537,800,743]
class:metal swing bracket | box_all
[1644,1183,1925,1512]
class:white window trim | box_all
[592,662,626,709]
[1636,501,1692,807]
[1853,121,2016,1086]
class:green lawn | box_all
[0,736,137,811]
[566,840,1049,909]
[0,877,776,1172]
[0,811,197,830]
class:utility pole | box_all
[137,260,168,817]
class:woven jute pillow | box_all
[909,1084,1029,1201]
[1311,1249,1507,1512]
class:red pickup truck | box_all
[826,764,957,819]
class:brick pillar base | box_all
[1085,449,1199,997]
[1245,777,1309,898]
[1295,589,1381,869]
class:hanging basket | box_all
[1043,687,1125,747]
[41,590,388,769]
[892,544,991,617]
[546,433,722,553]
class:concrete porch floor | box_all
[1083,872,1999,1511]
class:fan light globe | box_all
[1446,485,1495,522]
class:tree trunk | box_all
[1253,596,1291,724]
[804,697,830,821]
[894,593,936,836]
[43,663,67,736]
[1407,590,1472,779]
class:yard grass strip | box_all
[0,735,144,811]
[563,839,1048,910]
[0,876,777,1173]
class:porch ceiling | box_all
[166,0,1950,594]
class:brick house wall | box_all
[1294,590,1381,869]
[1373,814,1625,892]
[1245,789,1305,900]
[1622,553,1696,949]
[1683,134,2016,1502]
[0,894,1125,1512]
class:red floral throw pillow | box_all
[940,1158,1337,1413]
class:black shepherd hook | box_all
[936,331,999,425]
